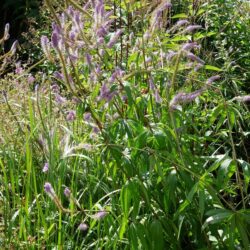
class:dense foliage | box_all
[0,0,250,249]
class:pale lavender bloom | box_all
[233,95,250,102]
[154,90,162,103]
[44,182,56,198]
[43,162,49,173]
[10,40,18,56]
[107,29,123,48]
[145,56,152,64]
[83,0,91,10]
[98,83,115,101]
[182,42,200,51]
[82,143,93,151]
[27,75,35,84]
[92,211,108,220]
[149,78,155,91]
[166,50,177,61]
[92,126,100,134]
[96,26,107,38]
[109,72,117,83]
[122,95,127,102]
[41,36,50,58]
[86,53,92,66]
[194,63,204,72]
[169,88,205,110]
[15,62,23,74]
[105,10,113,19]
[51,84,60,93]
[51,32,60,49]
[206,75,220,85]
[59,13,67,27]
[4,23,10,40]
[64,187,71,197]
[186,52,205,64]
[129,32,134,41]
[55,94,66,104]
[143,31,151,40]
[66,110,76,121]
[184,25,202,33]
[176,19,189,27]
[161,2,172,10]
[67,6,75,17]
[115,67,124,77]
[95,65,101,75]
[78,223,88,231]
[54,71,64,80]
[84,112,92,121]
[74,11,81,26]
[69,30,76,41]
[52,23,62,36]
[72,97,81,104]
[99,49,105,56]
[68,53,78,63]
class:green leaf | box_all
[150,220,164,250]
[172,13,188,19]
[238,160,250,191]
[202,210,232,230]
[204,65,222,71]
[124,85,134,107]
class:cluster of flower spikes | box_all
[41,0,124,105]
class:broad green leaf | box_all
[150,220,164,250]
[171,13,188,19]
[204,65,222,71]
[202,210,232,230]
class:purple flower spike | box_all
[149,78,155,91]
[54,71,64,80]
[44,182,56,198]
[161,2,172,10]
[154,90,162,104]
[206,75,220,85]
[92,211,108,220]
[4,23,10,40]
[186,52,205,64]
[169,88,205,110]
[145,56,152,64]
[64,187,71,198]
[176,19,189,27]
[107,29,123,48]
[182,42,200,51]
[86,53,92,66]
[184,25,202,33]
[92,126,100,134]
[194,63,204,72]
[233,95,250,103]
[27,75,35,84]
[78,223,88,231]
[84,112,91,121]
[55,94,66,104]
[66,110,76,121]
[41,36,50,57]
[51,32,60,49]
[10,40,18,56]
[43,162,49,173]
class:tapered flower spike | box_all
[64,187,71,198]
[78,223,88,231]
[44,182,56,198]
[43,162,49,173]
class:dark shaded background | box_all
[0,0,40,49]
